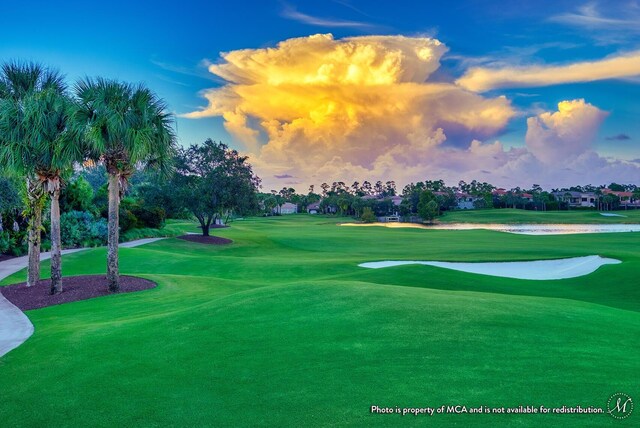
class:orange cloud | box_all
[185,33,515,189]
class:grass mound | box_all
[0,215,637,427]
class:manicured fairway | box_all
[1,215,638,427]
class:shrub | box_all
[60,210,108,248]
[0,231,12,254]
[119,209,139,233]
[60,176,95,214]
[361,207,377,223]
[132,205,166,229]
[0,211,28,256]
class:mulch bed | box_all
[0,254,17,262]
[177,234,233,245]
[0,275,156,311]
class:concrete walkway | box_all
[0,237,166,358]
[0,292,34,358]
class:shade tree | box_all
[173,139,260,236]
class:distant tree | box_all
[60,176,95,213]
[361,180,372,196]
[262,194,277,216]
[417,190,439,223]
[383,180,396,197]
[360,207,377,223]
[320,182,329,197]
[350,181,361,196]
[79,164,107,191]
[419,200,438,224]
[173,139,260,236]
[608,183,625,192]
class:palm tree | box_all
[74,78,176,292]
[0,62,67,288]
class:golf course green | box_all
[1,215,638,427]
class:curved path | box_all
[0,238,165,358]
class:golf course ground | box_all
[1,213,638,427]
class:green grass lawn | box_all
[439,208,640,224]
[1,215,638,427]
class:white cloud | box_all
[280,5,374,28]
[549,2,640,30]
[456,50,640,92]
[525,99,608,163]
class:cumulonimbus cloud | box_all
[185,34,639,190]
[456,50,640,92]
[185,34,514,186]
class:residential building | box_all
[307,202,321,214]
[275,202,298,214]
[552,191,596,208]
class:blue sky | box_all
[2,1,639,189]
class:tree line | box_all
[258,178,640,222]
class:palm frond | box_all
[73,77,177,179]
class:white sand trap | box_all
[358,255,621,280]
[600,213,626,217]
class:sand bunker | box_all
[358,255,621,280]
[600,213,626,217]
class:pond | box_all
[340,222,640,235]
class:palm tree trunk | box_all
[26,177,44,288]
[107,172,120,292]
[27,205,42,287]
[50,186,62,294]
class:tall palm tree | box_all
[0,61,67,288]
[0,64,82,294]
[74,78,176,292]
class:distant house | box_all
[307,202,321,214]
[552,191,596,208]
[276,202,298,214]
[306,200,337,214]
[455,192,478,210]
[603,189,640,208]
[390,196,403,206]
